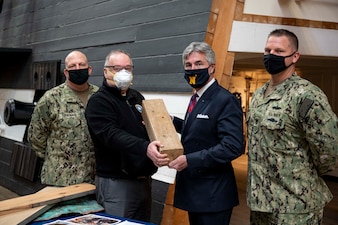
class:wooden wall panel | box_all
[0,0,213,92]
[134,73,189,92]
[9,143,39,182]
[31,60,62,90]
[0,137,45,196]
[32,28,138,52]
[136,13,210,40]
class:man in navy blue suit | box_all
[169,42,244,225]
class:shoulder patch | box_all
[299,98,314,122]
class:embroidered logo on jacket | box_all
[135,104,142,113]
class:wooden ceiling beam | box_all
[206,0,237,89]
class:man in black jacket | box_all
[85,50,169,222]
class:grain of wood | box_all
[0,183,95,216]
[142,99,183,161]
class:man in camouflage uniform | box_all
[28,50,98,186]
[246,29,338,224]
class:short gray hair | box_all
[182,42,215,65]
[104,49,133,66]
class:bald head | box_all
[65,50,89,70]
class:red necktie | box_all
[188,93,198,113]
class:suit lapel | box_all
[182,82,218,137]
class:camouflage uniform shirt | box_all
[28,82,99,186]
[247,74,338,213]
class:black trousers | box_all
[188,208,233,225]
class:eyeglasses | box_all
[105,65,134,72]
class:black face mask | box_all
[67,68,89,85]
[263,52,295,75]
[184,68,210,88]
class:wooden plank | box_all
[142,99,183,161]
[0,205,52,225]
[0,187,57,225]
[0,183,95,216]
[208,0,236,88]
[136,13,210,40]
[32,27,137,52]
[133,73,191,93]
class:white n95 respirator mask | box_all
[113,69,133,90]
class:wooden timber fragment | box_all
[0,183,95,216]
[142,99,183,161]
[0,187,57,225]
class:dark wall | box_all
[0,1,213,223]
[0,0,212,92]
[0,48,32,88]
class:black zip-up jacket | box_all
[85,80,157,178]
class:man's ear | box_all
[293,52,300,63]
[63,69,69,79]
[103,68,108,78]
[209,64,216,75]
[88,66,93,75]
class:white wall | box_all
[234,0,338,57]
[229,21,338,57]
[0,89,35,141]
[244,0,338,23]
